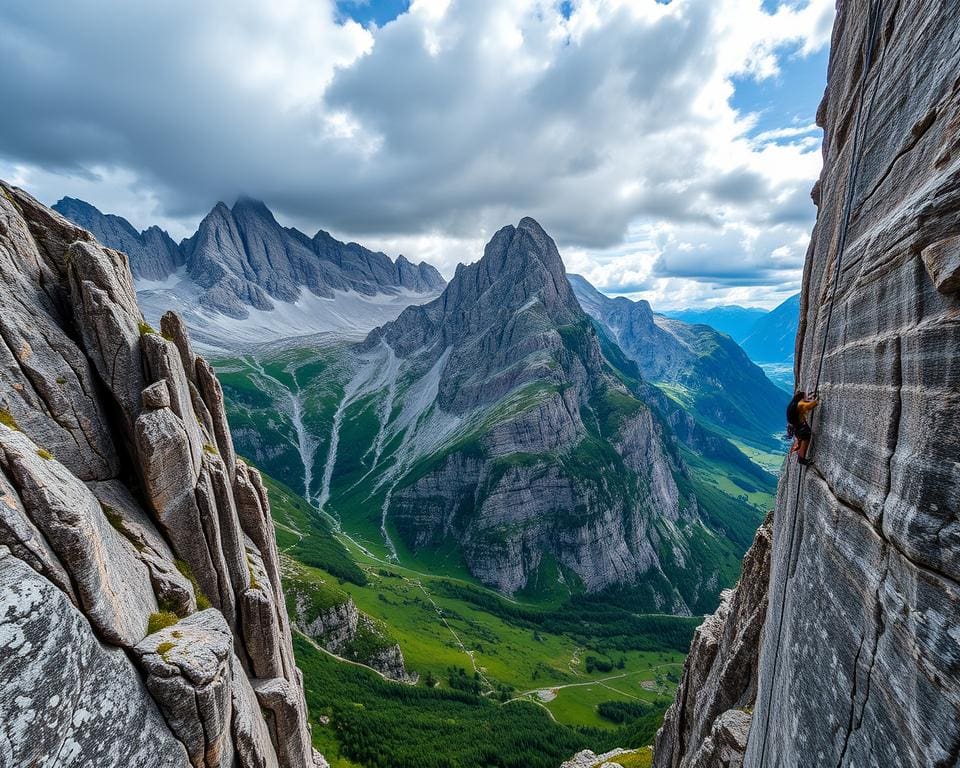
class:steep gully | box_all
[249,345,500,686]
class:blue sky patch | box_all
[732,45,829,137]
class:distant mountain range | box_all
[658,294,801,392]
[54,197,445,344]
[661,305,767,341]
[49,190,785,623]
[739,293,801,363]
[570,276,787,451]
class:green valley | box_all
[262,468,693,765]
[208,221,784,766]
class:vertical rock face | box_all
[655,2,960,767]
[0,183,319,768]
[653,516,771,768]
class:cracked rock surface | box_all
[0,545,190,767]
[0,183,318,768]
[655,3,960,767]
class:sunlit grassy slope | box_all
[260,470,692,765]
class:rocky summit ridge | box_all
[55,195,445,320]
[653,1,960,766]
[341,218,758,610]
[0,183,324,767]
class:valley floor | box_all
[267,474,692,767]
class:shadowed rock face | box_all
[0,183,321,768]
[654,2,960,767]
[653,516,771,768]
[55,196,446,319]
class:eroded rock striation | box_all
[0,183,321,767]
[655,2,960,766]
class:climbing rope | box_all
[754,2,890,766]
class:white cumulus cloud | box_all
[0,0,834,308]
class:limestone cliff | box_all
[0,183,323,767]
[285,576,412,682]
[654,1,960,766]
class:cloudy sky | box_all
[0,0,834,309]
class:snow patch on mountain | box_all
[139,285,441,349]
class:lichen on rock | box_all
[0,182,318,768]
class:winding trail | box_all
[512,662,684,699]
[408,578,494,693]
[294,629,416,685]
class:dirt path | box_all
[408,577,494,693]
[514,662,684,698]
[295,629,415,685]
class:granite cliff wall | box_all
[0,183,324,767]
[655,1,960,766]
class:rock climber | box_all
[786,390,819,466]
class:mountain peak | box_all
[57,195,446,328]
[52,196,181,282]
[369,218,594,401]
[209,201,232,219]
[231,196,274,218]
[54,196,101,216]
[517,215,546,234]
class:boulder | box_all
[161,310,198,383]
[141,331,204,473]
[136,405,221,611]
[142,380,171,410]
[240,540,285,680]
[135,609,236,768]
